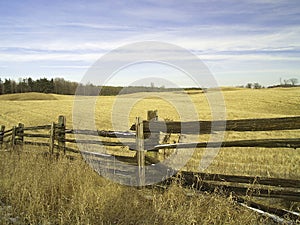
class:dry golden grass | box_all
[185,147,300,179]
[1,87,299,127]
[0,149,273,225]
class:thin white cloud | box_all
[58,22,135,30]
[0,53,99,62]
[1,46,299,64]
[40,65,90,69]
[199,54,300,62]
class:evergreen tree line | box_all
[0,77,124,96]
[0,77,186,96]
[0,78,79,95]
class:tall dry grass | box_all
[0,148,272,225]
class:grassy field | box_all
[0,87,299,224]
[0,88,299,178]
[1,87,299,127]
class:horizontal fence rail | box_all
[130,116,300,134]
[181,171,300,189]
[23,125,52,131]
[65,129,136,138]
[149,138,300,151]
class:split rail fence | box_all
[0,111,300,221]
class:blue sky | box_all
[0,0,300,87]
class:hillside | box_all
[0,92,58,101]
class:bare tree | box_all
[289,78,298,86]
[253,83,262,89]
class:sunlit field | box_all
[1,87,299,124]
[1,87,299,179]
[0,87,299,224]
[1,87,299,127]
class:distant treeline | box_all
[0,77,198,96]
[267,84,300,88]
[0,78,78,95]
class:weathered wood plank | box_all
[23,125,51,131]
[98,130,135,138]
[3,132,13,138]
[20,133,51,138]
[79,150,137,164]
[236,196,300,222]
[23,141,50,147]
[149,138,300,151]
[131,116,300,134]
[136,117,145,187]
[179,172,300,201]
[0,125,5,147]
[64,138,132,146]
[3,128,14,134]
[64,129,136,138]
[85,158,136,173]
[181,171,300,188]
[207,183,300,201]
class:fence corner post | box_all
[136,117,145,187]
[57,115,66,155]
[0,125,5,148]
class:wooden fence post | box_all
[11,126,16,150]
[136,117,145,187]
[146,110,160,160]
[147,110,158,121]
[17,123,24,145]
[0,125,5,148]
[57,116,66,154]
[49,122,55,154]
